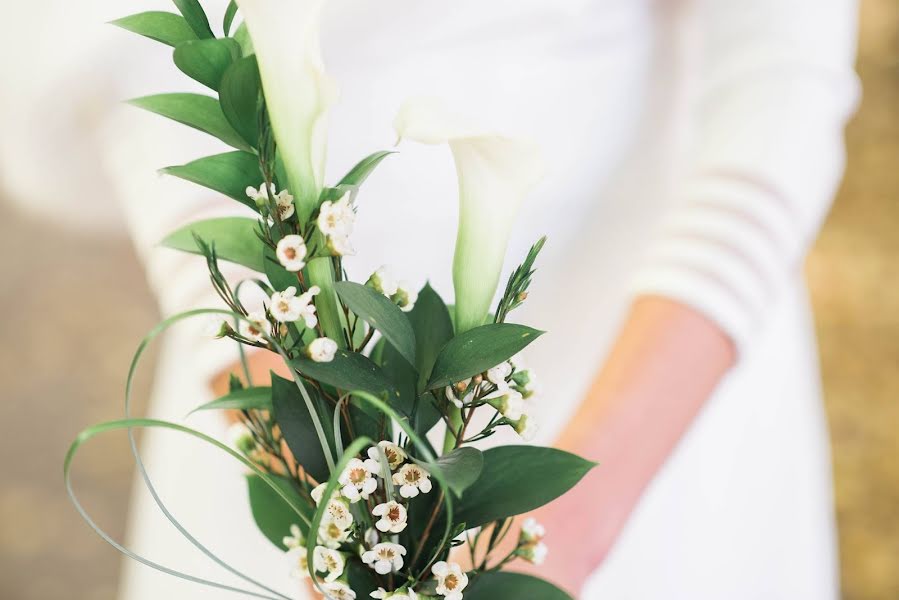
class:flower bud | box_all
[366,266,398,296]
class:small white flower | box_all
[318,519,351,549]
[282,524,304,549]
[317,193,356,237]
[322,497,354,530]
[295,285,321,328]
[246,184,295,220]
[365,441,407,472]
[444,378,474,409]
[512,413,539,442]
[286,546,309,579]
[392,463,432,498]
[364,527,380,547]
[372,501,408,533]
[520,541,548,565]
[201,316,230,338]
[444,386,464,409]
[486,362,513,390]
[240,310,269,342]
[326,233,355,257]
[392,281,418,313]
[371,588,417,600]
[520,517,546,543]
[276,234,308,272]
[313,546,345,582]
[485,388,525,421]
[268,286,303,323]
[273,188,295,220]
[362,542,406,575]
[246,182,275,208]
[339,458,379,503]
[432,561,469,600]
[321,581,357,600]
[308,337,338,362]
[311,483,332,505]
[367,266,399,297]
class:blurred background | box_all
[0,1,896,599]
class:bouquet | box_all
[66,1,596,599]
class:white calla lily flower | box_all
[394,98,544,332]
[235,0,337,216]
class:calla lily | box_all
[236,0,336,219]
[394,98,543,333]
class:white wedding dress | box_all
[0,0,859,598]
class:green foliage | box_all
[408,283,454,392]
[110,12,198,47]
[189,386,272,415]
[161,217,265,272]
[246,474,311,550]
[466,572,572,600]
[495,236,547,323]
[219,56,261,148]
[426,446,484,496]
[427,323,543,389]
[223,1,238,36]
[455,446,596,528]
[160,151,262,209]
[320,150,396,203]
[271,374,335,483]
[334,281,416,366]
[128,93,251,151]
[291,350,400,403]
[173,38,241,90]
[171,0,214,39]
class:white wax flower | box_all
[322,497,354,530]
[240,310,268,342]
[307,337,338,362]
[361,542,406,575]
[512,413,539,442]
[372,501,408,533]
[486,362,513,390]
[318,519,351,549]
[338,458,378,503]
[317,193,356,237]
[286,546,309,579]
[392,463,432,499]
[326,232,355,257]
[367,265,399,297]
[296,285,321,328]
[520,541,548,565]
[486,388,525,421]
[312,546,345,582]
[394,97,544,332]
[282,523,304,549]
[365,440,407,472]
[268,286,303,323]
[276,234,308,272]
[235,0,336,215]
[431,561,469,600]
[311,482,332,505]
[393,281,418,313]
[321,581,357,600]
[520,517,546,542]
[371,588,418,600]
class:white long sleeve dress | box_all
[0,0,859,598]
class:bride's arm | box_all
[528,0,860,593]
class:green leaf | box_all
[409,283,454,392]
[291,350,400,404]
[223,1,238,36]
[110,11,198,47]
[161,151,262,209]
[466,572,572,600]
[338,150,395,187]
[427,323,543,389]
[420,447,483,496]
[219,56,261,148]
[455,445,596,528]
[233,22,254,56]
[172,0,214,39]
[334,281,416,366]
[189,386,272,415]
[128,93,251,151]
[246,474,312,550]
[271,374,335,483]
[173,38,240,90]
[161,217,265,272]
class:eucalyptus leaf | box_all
[454,445,596,528]
[128,93,251,151]
[271,374,335,483]
[334,281,416,366]
[415,446,483,496]
[173,38,240,90]
[161,151,262,209]
[110,12,198,47]
[292,350,400,405]
[189,386,272,415]
[246,474,311,550]
[219,56,261,148]
[466,572,572,600]
[161,217,265,272]
[427,323,543,389]
[172,0,214,38]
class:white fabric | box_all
[0,0,859,598]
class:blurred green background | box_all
[0,1,896,598]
